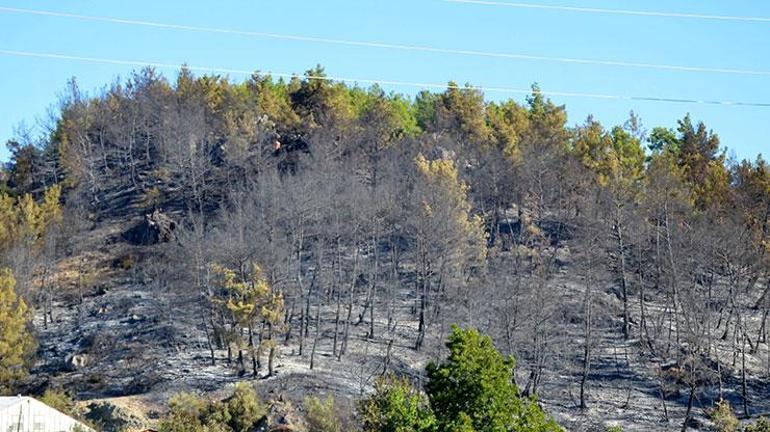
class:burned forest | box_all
[1,66,770,432]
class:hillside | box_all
[1,67,769,432]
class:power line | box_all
[443,0,770,23]
[0,5,769,77]
[2,48,770,108]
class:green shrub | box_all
[710,400,738,432]
[219,382,266,432]
[40,388,76,416]
[159,392,209,432]
[358,375,436,432]
[305,396,342,432]
[159,383,265,432]
[745,417,770,432]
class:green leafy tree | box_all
[0,268,36,392]
[358,375,436,432]
[425,326,561,432]
[447,413,476,432]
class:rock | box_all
[84,402,145,432]
[67,353,89,370]
[122,210,177,245]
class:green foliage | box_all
[0,185,62,252]
[745,417,770,432]
[160,392,213,432]
[305,396,342,432]
[40,388,76,417]
[425,326,561,432]
[571,118,644,189]
[446,413,475,432]
[210,263,284,373]
[414,90,440,132]
[709,400,738,432]
[435,82,490,143]
[358,375,436,432]
[605,426,623,432]
[646,115,727,209]
[486,100,529,162]
[221,382,267,432]
[158,383,266,432]
[0,268,36,392]
[525,84,568,141]
[648,126,678,154]
[734,155,770,257]
[245,73,300,128]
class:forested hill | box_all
[1,65,769,432]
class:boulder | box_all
[123,210,177,245]
[67,353,89,371]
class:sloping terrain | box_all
[25,202,770,431]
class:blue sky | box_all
[1,0,769,162]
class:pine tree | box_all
[211,263,283,376]
[425,326,561,432]
[0,268,36,392]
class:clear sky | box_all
[1,0,769,162]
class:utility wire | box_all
[443,0,770,23]
[0,5,769,77]
[2,49,769,108]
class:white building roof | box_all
[0,396,93,432]
[0,395,25,410]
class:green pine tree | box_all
[0,268,36,393]
[425,326,561,432]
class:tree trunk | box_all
[743,333,750,417]
[202,313,216,366]
[284,296,296,343]
[268,344,276,376]
[681,383,695,432]
[310,301,322,370]
[333,278,342,357]
[248,322,258,376]
[580,301,592,409]
[615,207,630,340]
